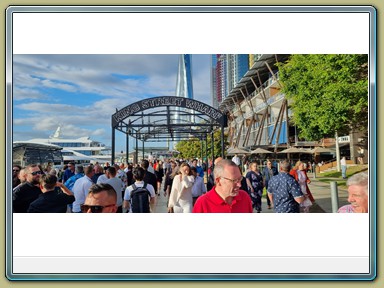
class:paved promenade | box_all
[152,173,349,213]
[304,174,349,213]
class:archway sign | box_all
[111,96,227,164]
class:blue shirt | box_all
[267,172,303,213]
[191,176,207,197]
[63,169,75,183]
[196,166,205,178]
[64,173,84,191]
[262,166,278,183]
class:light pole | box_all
[335,131,341,172]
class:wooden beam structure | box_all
[274,99,287,152]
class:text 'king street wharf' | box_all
[113,96,224,124]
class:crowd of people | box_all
[12,155,369,214]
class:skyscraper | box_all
[226,54,249,96]
[210,55,218,108]
[174,54,194,124]
[211,54,249,109]
[175,54,194,100]
[211,54,227,109]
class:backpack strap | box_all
[130,184,137,199]
[142,182,150,197]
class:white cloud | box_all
[58,124,104,139]
[89,98,133,116]
[13,87,47,101]
[16,102,81,113]
[41,79,77,92]
[91,129,106,136]
[13,54,181,99]
[14,98,126,140]
[34,117,62,132]
[12,54,213,148]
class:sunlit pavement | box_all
[151,173,349,213]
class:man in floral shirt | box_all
[267,160,304,213]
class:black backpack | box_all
[130,183,151,213]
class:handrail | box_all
[317,157,353,173]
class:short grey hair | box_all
[213,159,238,179]
[347,171,368,193]
[279,160,291,172]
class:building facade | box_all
[211,54,368,164]
[211,54,289,151]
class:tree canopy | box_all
[175,130,226,160]
[278,54,368,140]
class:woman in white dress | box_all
[168,162,195,213]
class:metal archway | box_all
[111,96,227,164]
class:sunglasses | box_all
[80,204,115,213]
[30,171,44,176]
[13,169,20,172]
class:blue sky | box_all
[12,54,211,152]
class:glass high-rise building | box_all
[174,54,194,124]
[210,54,227,109]
[235,54,249,83]
[211,54,249,109]
[175,54,194,100]
[211,55,218,108]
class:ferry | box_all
[22,126,112,164]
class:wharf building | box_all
[211,54,368,165]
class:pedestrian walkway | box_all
[152,192,275,213]
[260,175,349,213]
[152,174,349,213]
[305,174,349,213]
[153,191,169,213]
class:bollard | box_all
[312,165,316,179]
[330,181,339,213]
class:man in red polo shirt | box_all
[192,159,253,213]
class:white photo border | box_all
[6,5,376,281]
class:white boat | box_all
[24,126,112,164]
[61,148,98,164]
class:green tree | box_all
[175,130,227,159]
[209,130,228,158]
[278,54,368,140]
[175,138,202,159]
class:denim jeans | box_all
[341,165,347,178]
[265,183,271,206]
